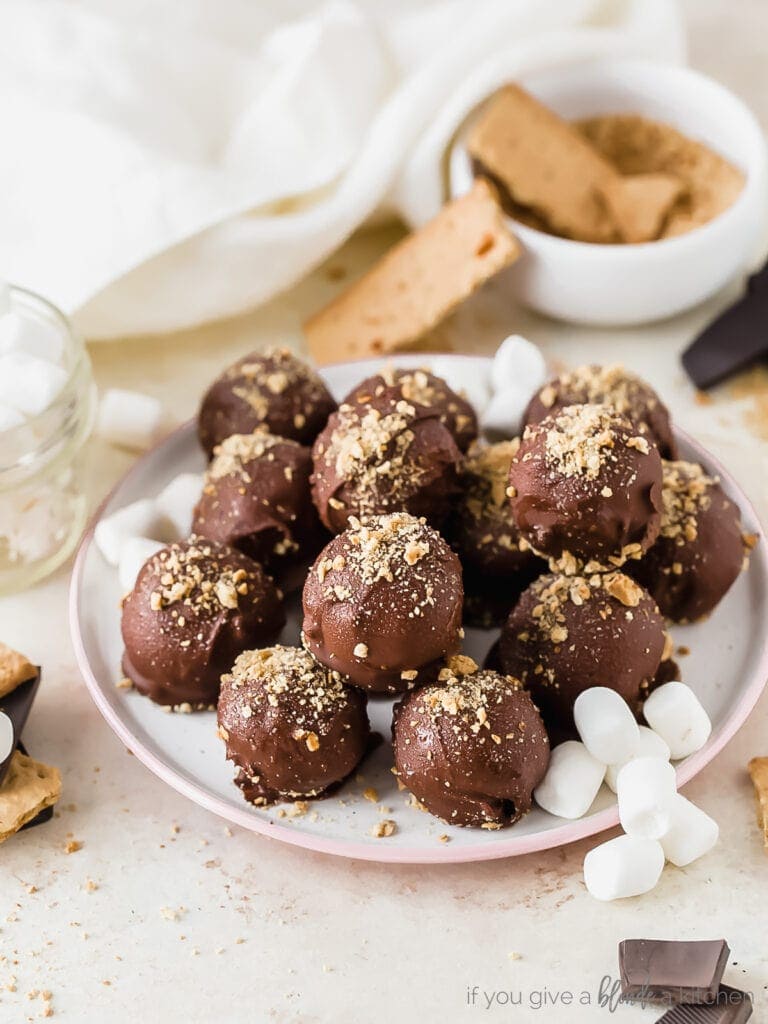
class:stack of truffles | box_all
[116,348,754,833]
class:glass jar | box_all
[0,287,96,594]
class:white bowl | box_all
[449,59,768,326]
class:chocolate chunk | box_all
[655,986,752,1023]
[681,266,768,389]
[0,669,41,787]
[619,938,730,1005]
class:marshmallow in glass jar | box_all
[0,284,96,593]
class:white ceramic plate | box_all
[70,355,768,863]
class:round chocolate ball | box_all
[192,433,326,591]
[392,656,550,828]
[121,538,285,708]
[508,403,663,572]
[302,512,464,694]
[310,394,461,534]
[630,460,749,622]
[525,364,676,459]
[343,367,478,452]
[498,571,666,730]
[198,347,336,456]
[217,645,370,806]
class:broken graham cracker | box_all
[304,179,520,364]
[600,172,686,245]
[747,757,768,850]
[0,641,36,699]
[0,751,61,843]
[468,84,683,244]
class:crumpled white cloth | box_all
[0,0,684,338]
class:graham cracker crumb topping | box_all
[208,432,298,481]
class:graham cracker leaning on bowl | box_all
[304,179,520,365]
[748,757,768,850]
[468,84,683,245]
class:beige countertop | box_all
[2,4,768,1021]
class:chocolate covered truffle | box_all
[499,572,666,730]
[121,538,285,708]
[198,347,336,457]
[508,403,663,572]
[343,367,478,452]
[217,645,369,806]
[392,656,549,828]
[302,512,464,694]
[525,364,676,458]
[630,460,750,622]
[310,394,461,534]
[192,433,325,591]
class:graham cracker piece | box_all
[748,757,768,850]
[304,179,520,365]
[0,751,61,843]
[0,642,36,699]
[600,172,687,244]
[468,84,618,243]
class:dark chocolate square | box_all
[619,939,730,1005]
[655,985,753,1023]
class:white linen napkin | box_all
[0,0,684,338]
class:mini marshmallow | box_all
[605,726,671,792]
[155,472,205,539]
[0,311,65,364]
[534,740,606,819]
[660,794,719,867]
[0,710,13,762]
[0,406,24,432]
[0,352,67,416]
[617,757,677,839]
[118,536,166,593]
[429,355,491,416]
[584,835,665,901]
[94,498,171,566]
[96,388,166,451]
[481,385,534,441]
[574,687,640,766]
[490,334,547,396]
[643,681,712,760]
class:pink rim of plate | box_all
[69,372,768,865]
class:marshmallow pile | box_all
[0,282,69,428]
[533,684,717,901]
[95,388,170,452]
[95,472,204,591]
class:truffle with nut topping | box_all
[448,440,545,625]
[498,571,666,730]
[192,433,326,591]
[524,364,676,459]
[302,512,464,694]
[342,367,478,452]
[217,645,370,806]
[630,460,752,622]
[508,403,663,573]
[310,393,462,534]
[391,656,550,828]
[197,347,336,457]
[121,538,285,708]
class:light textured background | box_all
[2,4,768,1021]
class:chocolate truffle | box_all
[192,433,326,591]
[499,572,666,730]
[630,460,750,622]
[121,538,285,708]
[392,656,549,828]
[525,364,676,458]
[310,394,461,534]
[343,367,478,451]
[217,645,369,806]
[302,512,464,694]
[198,347,336,456]
[508,403,663,572]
